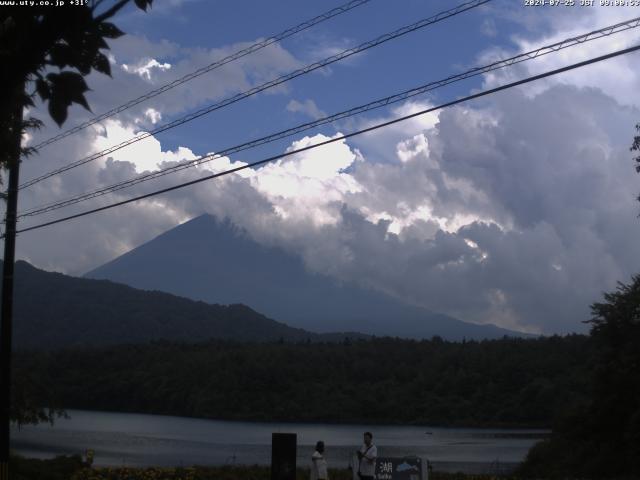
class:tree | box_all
[519,277,640,479]
[587,276,640,476]
[1,0,155,141]
[632,123,640,203]
[0,2,152,478]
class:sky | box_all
[6,0,640,335]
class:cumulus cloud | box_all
[142,108,162,125]
[92,120,198,174]
[231,86,638,334]
[248,133,362,227]
[478,4,640,107]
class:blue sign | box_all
[375,456,424,480]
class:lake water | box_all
[11,410,548,474]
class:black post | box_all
[271,433,297,480]
[0,84,23,480]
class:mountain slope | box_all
[4,260,352,350]
[87,214,525,340]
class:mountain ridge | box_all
[3,259,364,350]
[86,214,528,340]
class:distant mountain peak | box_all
[86,214,528,341]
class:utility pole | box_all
[0,83,24,480]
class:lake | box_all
[11,410,548,474]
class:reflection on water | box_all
[12,410,547,474]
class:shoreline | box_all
[12,407,554,431]
[12,410,541,476]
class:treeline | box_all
[14,335,591,428]
[6,260,342,350]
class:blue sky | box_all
[112,0,511,158]
[9,0,640,335]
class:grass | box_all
[11,454,523,480]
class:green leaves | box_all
[633,123,640,174]
[93,52,112,77]
[97,21,124,39]
[29,0,156,126]
[5,0,153,132]
[134,0,154,11]
[48,44,75,70]
[46,72,91,126]
[36,77,51,101]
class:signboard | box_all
[376,456,424,480]
[350,455,426,480]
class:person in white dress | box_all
[311,440,328,480]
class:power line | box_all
[13,44,640,237]
[18,16,640,219]
[30,0,373,151]
[20,0,491,190]
[22,0,489,188]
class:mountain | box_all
[86,214,526,340]
[4,260,359,350]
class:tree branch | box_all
[94,0,130,23]
[91,0,107,12]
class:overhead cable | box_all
[18,16,640,219]
[30,0,373,151]
[20,0,491,190]
[13,43,640,236]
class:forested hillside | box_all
[15,335,591,427]
[4,260,363,348]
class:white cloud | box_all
[249,133,362,226]
[347,101,441,165]
[122,58,172,82]
[479,5,640,107]
[143,108,162,124]
[233,85,639,334]
[286,99,326,120]
[91,120,197,174]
